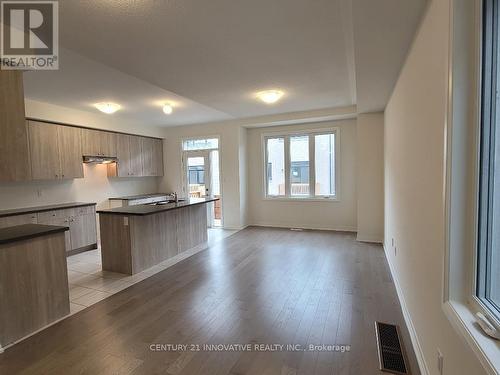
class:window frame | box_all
[476,0,500,322]
[262,127,340,202]
[443,0,500,372]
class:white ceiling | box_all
[23,0,427,127]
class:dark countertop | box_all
[108,193,170,201]
[97,197,219,216]
[0,224,69,245]
[0,202,97,218]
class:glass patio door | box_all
[183,150,221,227]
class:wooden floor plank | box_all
[0,227,420,375]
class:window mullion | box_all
[285,135,291,197]
[309,134,315,197]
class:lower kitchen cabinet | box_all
[37,206,97,254]
[0,214,38,229]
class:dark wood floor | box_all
[0,227,419,375]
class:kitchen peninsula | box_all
[97,197,219,275]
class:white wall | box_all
[384,0,486,374]
[158,123,247,229]
[0,100,163,211]
[246,119,358,231]
[357,112,384,243]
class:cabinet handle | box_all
[55,174,58,178]
[62,174,65,178]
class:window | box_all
[290,136,310,196]
[477,0,500,322]
[264,129,338,199]
[315,133,336,196]
[266,137,285,196]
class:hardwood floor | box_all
[0,227,419,375]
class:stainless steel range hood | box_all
[82,156,118,164]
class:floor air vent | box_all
[375,322,409,374]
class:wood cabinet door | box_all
[129,136,143,177]
[28,121,61,180]
[0,214,38,229]
[101,131,117,157]
[141,137,155,176]
[153,139,164,176]
[57,125,83,179]
[81,129,101,156]
[69,213,96,250]
[116,134,131,176]
[37,212,71,251]
[0,70,31,182]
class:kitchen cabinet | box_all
[58,126,84,178]
[37,210,72,250]
[142,138,164,177]
[0,214,38,229]
[0,70,31,182]
[141,137,155,176]
[129,136,143,176]
[28,122,60,180]
[82,128,117,157]
[115,134,131,177]
[24,117,161,180]
[115,134,144,177]
[37,206,97,253]
[153,138,164,176]
[28,121,84,180]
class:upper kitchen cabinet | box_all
[111,134,162,177]
[28,122,60,180]
[82,128,117,157]
[57,125,84,179]
[153,138,164,176]
[0,71,31,182]
[129,136,143,176]
[28,121,84,180]
[140,137,164,177]
[141,137,155,176]
[113,134,143,177]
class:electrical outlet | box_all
[437,349,444,375]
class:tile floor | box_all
[67,228,239,315]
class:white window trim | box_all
[261,127,341,202]
[444,0,500,373]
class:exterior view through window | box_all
[265,129,337,199]
[477,0,500,321]
[182,138,222,227]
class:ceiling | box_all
[23,0,427,127]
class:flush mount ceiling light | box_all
[95,102,121,114]
[163,104,173,115]
[256,90,284,104]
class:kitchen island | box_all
[0,224,70,350]
[97,197,219,275]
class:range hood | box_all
[82,156,118,164]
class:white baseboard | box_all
[356,234,383,244]
[221,225,248,231]
[384,245,430,375]
[249,222,357,232]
